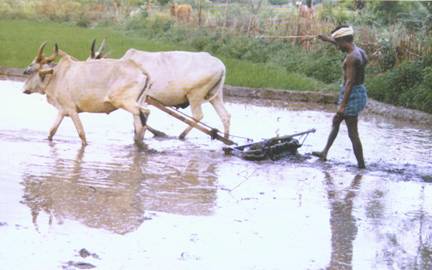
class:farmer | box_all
[312,25,368,169]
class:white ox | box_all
[120,49,231,140]
[89,39,166,137]
[23,42,151,145]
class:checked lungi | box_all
[338,84,368,116]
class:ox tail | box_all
[207,69,226,102]
[136,68,152,105]
[136,69,151,127]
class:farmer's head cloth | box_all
[331,26,354,39]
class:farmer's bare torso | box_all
[343,46,367,85]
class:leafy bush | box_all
[189,29,211,51]
[268,0,288,6]
[76,14,91,27]
[317,2,354,25]
[367,56,432,113]
[157,0,170,6]
[125,12,174,34]
[376,39,397,71]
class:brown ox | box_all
[170,3,192,22]
[295,1,315,50]
[22,42,151,145]
[296,1,315,19]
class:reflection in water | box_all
[377,186,432,269]
[2,80,431,269]
[21,143,218,234]
[325,172,362,270]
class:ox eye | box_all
[24,65,36,75]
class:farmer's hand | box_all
[317,34,326,41]
[333,112,344,125]
[337,105,345,114]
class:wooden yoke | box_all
[145,96,235,145]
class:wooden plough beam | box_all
[145,96,235,145]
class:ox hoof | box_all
[134,140,148,150]
[179,131,188,140]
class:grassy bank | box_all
[0,19,329,92]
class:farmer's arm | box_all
[338,55,357,113]
[317,34,336,45]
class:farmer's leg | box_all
[345,116,365,169]
[313,113,344,161]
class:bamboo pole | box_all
[258,34,317,39]
[198,0,202,26]
[222,0,229,38]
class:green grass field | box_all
[0,19,331,91]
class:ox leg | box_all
[179,102,203,140]
[109,93,148,143]
[134,105,152,143]
[210,96,231,139]
[48,112,65,141]
[133,114,146,143]
[70,113,87,146]
[147,126,167,137]
[138,106,168,137]
[138,106,167,137]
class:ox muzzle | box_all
[23,67,33,75]
[23,89,32,95]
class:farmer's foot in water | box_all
[312,151,327,161]
[358,162,366,169]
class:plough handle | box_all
[266,128,316,143]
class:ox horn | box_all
[96,38,106,59]
[36,41,48,63]
[90,39,96,59]
[42,43,59,64]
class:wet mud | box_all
[0,80,431,269]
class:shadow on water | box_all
[21,142,218,235]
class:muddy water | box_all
[0,80,431,270]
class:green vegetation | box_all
[0,19,330,91]
[0,19,179,67]
[0,0,431,113]
[367,56,432,113]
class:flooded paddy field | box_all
[0,80,431,270]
